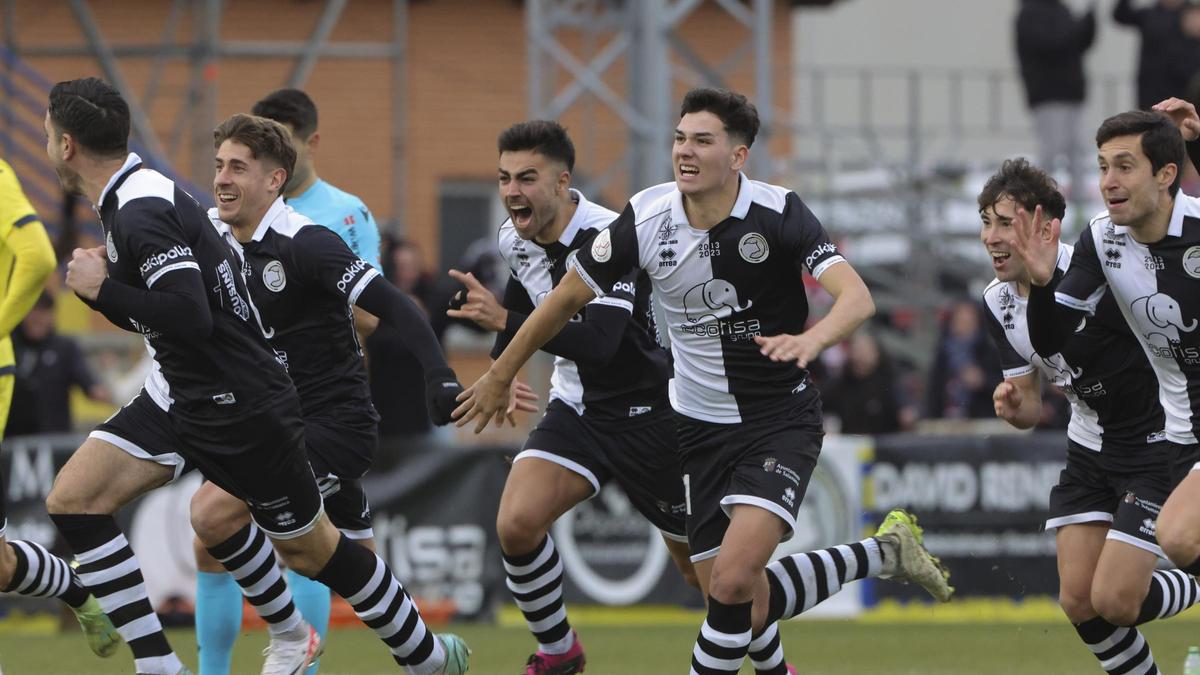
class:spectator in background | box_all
[8,293,111,436]
[1114,0,1189,109]
[823,331,913,434]
[1015,0,1096,201]
[926,300,1002,419]
[368,237,436,439]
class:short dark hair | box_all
[213,114,297,190]
[679,87,760,147]
[497,120,575,172]
[1095,110,1185,197]
[47,77,130,158]
[251,88,319,139]
[977,157,1066,221]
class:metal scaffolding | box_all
[526,0,775,198]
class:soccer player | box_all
[980,157,1200,674]
[190,87,385,675]
[454,88,951,674]
[41,77,465,675]
[189,113,470,675]
[446,119,693,674]
[0,158,120,658]
[251,88,381,337]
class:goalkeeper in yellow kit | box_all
[0,159,120,657]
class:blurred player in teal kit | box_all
[192,89,384,675]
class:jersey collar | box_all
[669,172,753,229]
[98,152,144,208]
[250,196,289,242]
[555,188,590,245]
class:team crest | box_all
[105,230,118,262]
[763,457,777,472]
[262,260,287,292]
[738,232,769,263]
[591,228,612,263]
[1183,246,1200,279]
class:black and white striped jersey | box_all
[94,154,293,424]
[1050,194,1200,445]
[570,175,845,424]
[495,189,670,423]
[983,242,1164,453]
[209,198,378,421]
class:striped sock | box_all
[1136,569,1200,624]
[747,621,787,675]
[765,539,881,623]
[314,534,446,674]
[51,514,183,675]
[206,522,302,636]
[690,596,751,675]
[502,535,573,654]
[3,540,90,608]
[1074,616,1159,674]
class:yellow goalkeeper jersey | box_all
[0,159,56,372]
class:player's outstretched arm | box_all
[454,267,596,433]
[756,261,874,368]
[354,275,465,424]
[0,219,55,337]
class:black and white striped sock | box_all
[1136,568,1200,624]
[502,535,573,654]
[3,540,90,608]
[765,539,881,624]
[315,534,446,675]
[1075,616,1159,674]
[51,514,183,675]
[690,596,752,675]
[206,522,302,636]
[747,621,787,675]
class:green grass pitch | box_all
[3,618,1200,674]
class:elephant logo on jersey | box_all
[262,260,286,292]
[1131,293,1199,359]
[1034,353,1083,387]
[682,279,753,324]
[1184,246,1200,279]
[738,233,769,263]
[105,230,118,263]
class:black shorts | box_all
[1045,440,1200,557]
[306,414,377,540]
[677,402,823,563]
[520,399,687,540]
[93,389,322,540]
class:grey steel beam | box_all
[141,0,187,116]
[67,0,169,162]
[286,0,348,89]
[389,0,406,236]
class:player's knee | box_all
[1156,519,1200,569]
[708,564,758,604]
[496,508,548,555]
[0,541,14,590]
[189,491,246,544]
[45,479,102,515]
[1092,587,1141,627]
[1058,587,1095,624]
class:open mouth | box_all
[1107,196,1129,209]
[217,191,238,206]
[678,164,699,177]
[990,251,1010,268]
[509,204,533,227]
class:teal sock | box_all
[287,568,331,675]
[195,571,242,675]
